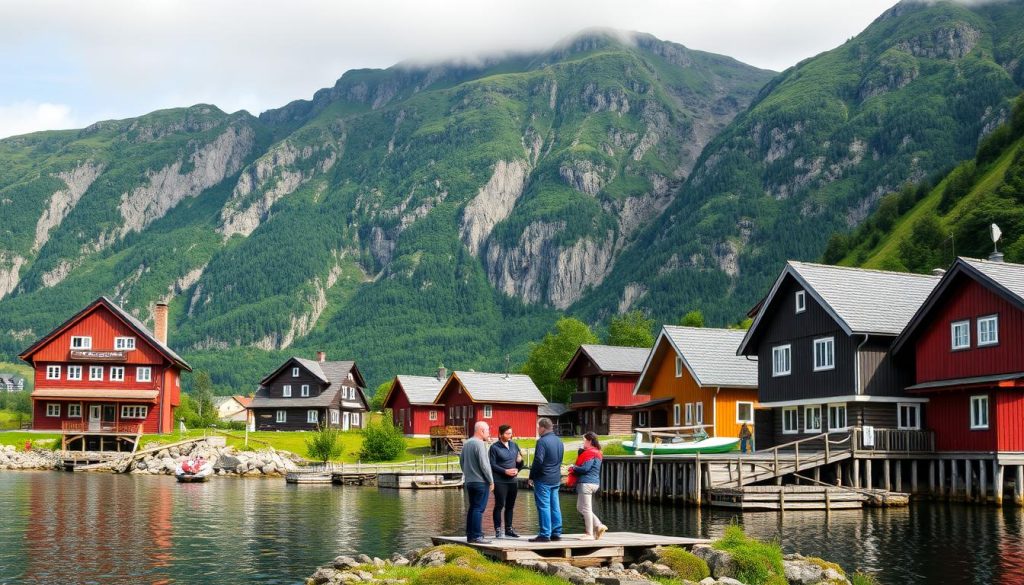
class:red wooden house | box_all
[436,371,547,438]
[19,297,191,451]
[561,344,649,434]
[383,367,448,437]
[895,256,1024,454]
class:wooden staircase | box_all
[706,433,853,488]
[446,437,465,454]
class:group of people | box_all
[458,417,608,544]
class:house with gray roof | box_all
[436,371,547,438]
[249,351,368,431]
[561,344,650,435]
[383,367,449,437]
[738,261,939,448]
[0,373,25,392]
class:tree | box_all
[305,424,345,464]
[728,317,754,330]
[370,380,392,412]
[606,310,655,347]
[521,317,598,404]
[189,370,216,427]
[360,418,406,462]
[679,310,705,328]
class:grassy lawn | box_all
[0,431,60,448]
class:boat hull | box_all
[622,438,739,455]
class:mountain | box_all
[0,31,772,389]
[576,0,1024,326]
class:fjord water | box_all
[1,472,1021,584]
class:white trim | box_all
[759,395,929,407]
[795,290,806,314]
[827,402,847,431]
[301,384,310,397]
[897,403,921,430]
[136,367,151,383]
[695,402,704,424]
[782,406,799,434]
[276,410,287,423]
[282,385,292,397]
[114,336,136,350]
[804,405,823,433]
[483,405,493,419]
[67,365,83,381]
[109,366,125,382]
[951,320,971,350]
[736,401,754,424]
[978,315,999,347]
[673,403,682,426]
[813,337,835,372]
[970,394,989,430]
[67,403,82,418]
[121,405,148,419]
[307,410,318,424]
[331,410,339,425]
[46,403,61,417]
[46,365,61,380]
[772,344,791,377]
[89,365,104,381]
[674,356,683,378]
[683,403,692,426]
[637,411,648,427]
[351,412,360,427]
[70,336,92,350]
[292,367,300,377]
[429,409,438,421]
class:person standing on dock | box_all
[569,432,607,540]
[739,422,752,454]
[459,421,494,544]
[489,424,524,539]
[528,417,564,543]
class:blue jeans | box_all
[465,482,489,540]
[740,438,751,453]
[533,482,562,538]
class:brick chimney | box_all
[154,302,169,345]
[437,365,447,381]
[317,351,326,363]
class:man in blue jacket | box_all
[527,417,564,542]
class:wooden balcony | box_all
[429,425,466,438]
[852,427,935,454]
[61,421,144,435]
[570,391,607,406]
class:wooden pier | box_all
[708,485,908,511]
[432,532,709,567]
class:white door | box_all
[342,412,350,431]
[88,405,101,431]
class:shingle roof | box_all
[538,403,570,417]
[249,386,342,409]
[451,371,547,404]
[579,345,650,374]
[259,358,364,388]
[394,375,447,405]
[661,326,758,388]
[109,298,191,369]
[961,257,1024,301]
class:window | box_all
[970,395,989,429]
[276,410,287,423]
[951,320,970,350]
[351,413,360,427]
[67,365,83,381]
[429,410,438,421]
[898,403,920,430]
[121,405,148,419]
[109,367,125,382]
[89,365,104,381]
[483,405,493,419]
[46,403,60,417]
[70,336,91,349]
[300,384,310,397]
[795,290,806,313]
[978,315,999,346]
[813,337,835,371]
[46,365,61,380]
[68,403,82,418]
[695,402,704,424]
[114,337,136,350]
[307,410,318,424]
[684,403,694,426]
[772,345,791,377]
[283,385,292,397]
[675,356,684,378]
[827,403,847,430]
[292,367,300,377]
[804,405,822,432]
[331,410,339,425]
[782,407,799,434]
[737,402,754,424]
[136,367,151,382]
[673,404,681,426]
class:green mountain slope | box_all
[0,31,772,389]
[576,0,1024,326]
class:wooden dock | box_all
[709,485,870,511]
[432,532,709,566]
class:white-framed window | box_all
[46,365,61,380]
[813,337,835,371]
[675,356,684,378]
[46,403,61,417]
[483,405,493,419]
[429,409,438,421]
[772,345,791,377]
[951,320,971,350]
[330,410,339,425]
[301,384,310,397]
[684,403,693,426]
[276,410,287,423]
[898,403,921,430]
[970,395,989,429]
[136,367,151,382]
[282,385,292,397]
[804,405,822,432]
[638,411,648,427]
[292,367,300,377]
[351,413,360,426]
[673,404,681,426]
[67,365,83,381]
[68,403,82,418]
[109,367,125,382]
[695,402,704,424]
[121,405,148,419]
[89,365,104,381]
[736,402,754,424]
[795,290,806,313]
[978,315,999,346]
[827,403,847,431]
[307,410,318,424]
[114,337,136,350]
[70,336,92,349]
[782,407,799,434]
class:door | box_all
[342,412,350,431]
[89,405,101,431]
[102,404,116,431]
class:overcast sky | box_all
[0,0,900,139]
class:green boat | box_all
[622,431,739,455]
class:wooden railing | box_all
[718,432,853,488]
[852,427,935,453]
[570,391,607,405]
[62,421,144,435]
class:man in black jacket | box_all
[488,424,524,538]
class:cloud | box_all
[0,101,78,139]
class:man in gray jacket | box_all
[459,421,494,543]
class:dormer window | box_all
[292,367,300,377]
[114,337,136,350]
[70,336,91,349]
[795,291,806,314]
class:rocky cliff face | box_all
[460,159,531,256]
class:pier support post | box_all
[966,460,974,502]
[911,460,918,494]
[695,461,703,506]
[995,461,1004,506]
[883,460,891,492]
[952,460,960,501]
[895,460,903,493]
[865,460,873,490]
[980,459,988,504]
[853,458,861,488]
[813,467,820,484]
[1017,466,1024,506]
[835,463,843,487]
[939,460,946,499]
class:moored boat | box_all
[622,430,739,455]
[175,458,213,482]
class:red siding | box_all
[925,391,998,452]
[607,375,644,407]
[32,400,161,433]
[29,306,166,365]
[437,381,538,438]
[915,278,1024,383]
[385,384,445,436]
[996,391,1024,451]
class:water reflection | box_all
[1,472,1023,584]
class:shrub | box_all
[713,525,787,585]
[360,418,406,462]
[851,571,881,585]
[305,424,344,463]
[412,565,499,585]
[658,547,710,581]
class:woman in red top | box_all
[568,432,607,540]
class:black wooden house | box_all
[249,352,368,431]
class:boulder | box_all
[355,553,372,564]
[692,546,738,579]
[309,567,335,584]
[333,556,359,570]
[544,561,595,584]
[635,561,676,579]
[782,554,850,585]
[414,549,446,567]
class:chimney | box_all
[989,251,1005,263]
[317,351,326,363]
[154,302,168,345]
[437,365,447,381]
[931,268,946,277]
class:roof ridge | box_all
[789,260,940,279]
